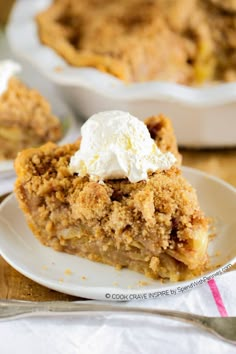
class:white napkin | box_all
[0,271,235,354]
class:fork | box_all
[0,300,236,344]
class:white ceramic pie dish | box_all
[6,0,236,147]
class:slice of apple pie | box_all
[14,111,208,281]
[0,61,62,160]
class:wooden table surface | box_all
[0,0,236,302]
[1,148,236,301]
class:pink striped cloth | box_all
[208,279,228,317]
[0,271,235,354]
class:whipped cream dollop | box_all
[69,111,176,183]
[0,60,22,96]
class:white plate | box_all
[0,167,235,301]
[6,0,236,147]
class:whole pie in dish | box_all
[14,113,208,281]
[0,77,62,161]
[36,0,236,84]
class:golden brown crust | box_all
[144,114,182,165]
[0,78,62,160]
[14,115,208,281]
[36,0,236,84]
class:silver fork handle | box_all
[0,300,235,345]
[0,299,202,322]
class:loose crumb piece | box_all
[64,268,72,275]
[214,251,221,257]
[115,265,122,270]
[54,66,63,72]
[138,280,149,287]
